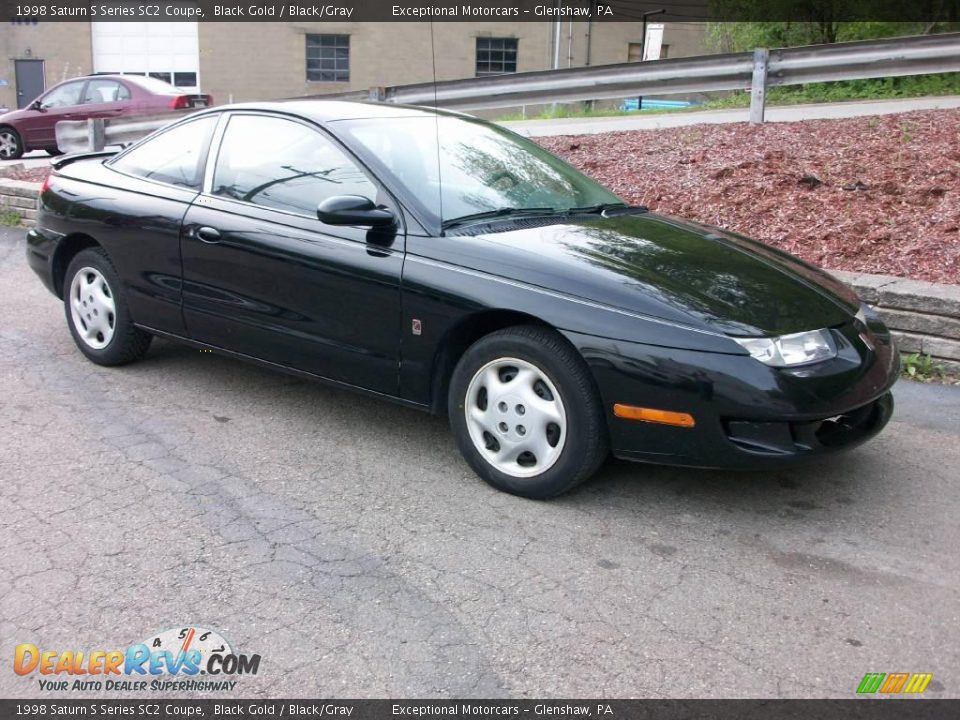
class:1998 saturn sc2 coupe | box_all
[27,102,898,498]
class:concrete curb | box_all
[2,178,958,369]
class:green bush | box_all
[703,73,960,109]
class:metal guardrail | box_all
[316,32,960,120]
[56,32,960,152]
[55,111,191,154]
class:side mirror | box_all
[29,100,44,112]
[317,195,395,228]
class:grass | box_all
[700,73,960,110]
[497,105,642,122]
[901,352,959,384]
[496,73,960,122]
[0,208,21,226]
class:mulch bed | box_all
[537,108,960,285]
[0,165,50,183]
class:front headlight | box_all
[734,329,837,367]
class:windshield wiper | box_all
[565,202,631,215]
[441,207,557,230]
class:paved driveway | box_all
[0,227,957,699]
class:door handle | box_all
[196,226,221,243]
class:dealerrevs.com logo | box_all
[14,626,261,692]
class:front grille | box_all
[724,394,892,456]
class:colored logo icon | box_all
[857,672,933,694]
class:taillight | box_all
[169,95,190,109]
[40,174,52,194]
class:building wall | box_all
[0,23,93,111]
[198,21,706,103]
[1,21,708,110]
[197,22,563,103]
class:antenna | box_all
[429,21,444,227]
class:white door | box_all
[91,20,200,92]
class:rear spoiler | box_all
[51,150,119,171]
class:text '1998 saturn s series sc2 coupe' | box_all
[26,102,899,498]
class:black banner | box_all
[4,0,960,22]
[2,700,960,719]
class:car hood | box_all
[430,212,860,337]
[0,107,30,125]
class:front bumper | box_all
[566,319,899,470]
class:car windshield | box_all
[336,115,623,229]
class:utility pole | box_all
[551,0,562,112]
[636,8,665,111]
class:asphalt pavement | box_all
[0,226,957,699]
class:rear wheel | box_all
[448,325,608,499]
[63,248,152,366]
[0,127,23,160]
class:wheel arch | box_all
[52,233,102,298]
[428,309,557,415]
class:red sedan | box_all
[0,75,212,159]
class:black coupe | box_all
[26,102,898,498]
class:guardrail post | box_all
[86,118,106,151]
[749,48,769,125]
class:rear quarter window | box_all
[109,116,217,189]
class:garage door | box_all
[91,21,200,92]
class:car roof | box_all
[198,100,470,124]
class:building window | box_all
[628,42,669,62]
[173,72,197,88]
[476,37,518,77]
[306,34,350,83]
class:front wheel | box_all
[63,248,152,366]
[0,127,23,160]
[448,325,608,499]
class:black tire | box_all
[0,126,24,160]
[45,147,64,157]
[448,325,608,499]
[63,247,152,366]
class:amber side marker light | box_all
[613,404,696,428]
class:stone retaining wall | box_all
[832,270,960,369]
[0,179,39,226]
[1,178,958,369]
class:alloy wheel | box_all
[69,267,117,350]
[464,357,567,478]
[0,130,19,159]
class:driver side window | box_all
[212,114,378,217]
[41,81,85,109]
